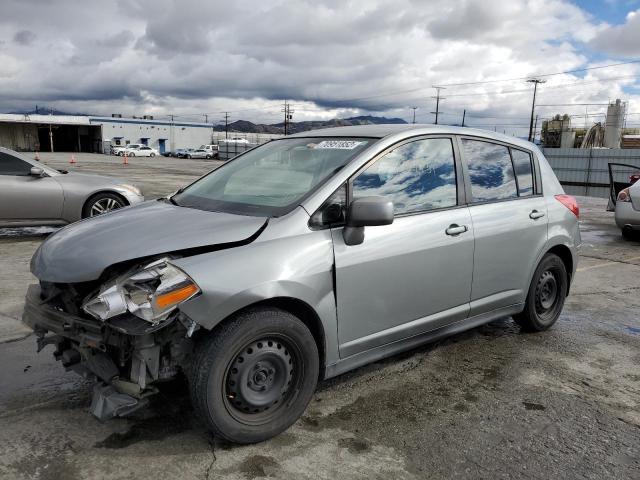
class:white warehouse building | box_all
[0,113,219,154]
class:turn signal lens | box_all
[155,283,199,309]
[617,188,631,203]
[555,194,579,218]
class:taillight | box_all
[617,188,631,203]
[555,194,579,218]
[630,174,639,185]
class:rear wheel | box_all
[190,308,319,444]
[150,152,156,157]
[129,152,135,157]
[513,253,568,332]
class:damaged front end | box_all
[23,257,201,421]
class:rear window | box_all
[461,139,517,202]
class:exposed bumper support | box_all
[90,383,149,421]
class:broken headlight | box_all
[82,258,200,323]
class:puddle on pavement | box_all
[0,226,59,238]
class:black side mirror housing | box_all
[343,196,394,246]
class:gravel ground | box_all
[0,152,638,479]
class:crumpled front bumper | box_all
[23,284,105,349]
[22,283,177,420]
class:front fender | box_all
[173,228,339,365]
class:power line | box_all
[434,59,640,87]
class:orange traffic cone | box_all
[70,154,76,165]
[122,153,129,166]
[34,151,40,161]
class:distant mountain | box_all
[214,115,408,134]
[8,108,89,116]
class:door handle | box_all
[529,210,545,220]
[445,224,468,236]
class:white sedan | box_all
[123,146,159,157]
[609,162,640,239]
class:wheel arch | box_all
[194,296,327,380]
[542,243,574,295]
[81,190,129,218]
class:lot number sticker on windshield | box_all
[314,140,365,150]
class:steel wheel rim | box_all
[535,270,559,318]
[90,198,123,216]
[223,334,301,425]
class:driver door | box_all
[331,136,474,358]
[0,152,64,222]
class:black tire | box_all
[150,152,156,157]
[82,192,127,218]
[190,307,319,444]
[206,154,212,159]
[187,154,192,159]
[622,227,637,241]
[513,253,568,332]
[129,152,135,157]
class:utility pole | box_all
[461,109,466,127]
[532,114,539,143]
[431,86,446,125]
[411,107,417,124]
[204,114,208,123]
[282,101,294,135]
[223,112,230,139]
[527,78,546,142]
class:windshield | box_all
[173,137,375,216]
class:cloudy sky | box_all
[1,0,640,135]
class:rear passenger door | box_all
[458,138,548,315]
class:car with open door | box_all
[0,146,144,227]
[22,125,579,444]
[607,162,640,239]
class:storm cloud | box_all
[0,0,638,132]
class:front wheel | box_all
[129,152,135,157]
[82,192,126,218]
[190,308,319,444]
[187,154,192,159]
[150,152,156,157]
[513,253,568,332]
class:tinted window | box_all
[511,149,534,196]
[461,139,517,202]
[0,152,32,176]
[352,138,457,214]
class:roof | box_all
[0,113,91,126]
[287,124,536,149]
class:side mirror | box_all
[343,196,394,246]
[30,166,45,177]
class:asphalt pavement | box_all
[0,153,638,479]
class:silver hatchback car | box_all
[23,125,580,443]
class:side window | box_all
[309,184,348,228]
[511,149,534,196]
[352,138,457,215]
[0,152,32,176]
[461,139,517,202]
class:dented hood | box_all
[31,200,267,283]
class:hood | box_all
[31,200,267,283]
